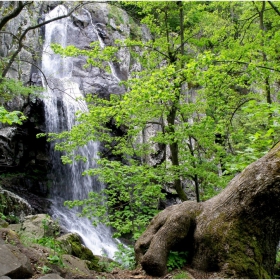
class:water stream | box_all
[41,5,118,258]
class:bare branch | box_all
[0,2,32,32]
[213,60,280,73]
[268,1,280,16]
[229,98,256,126]
[1,2,89,78]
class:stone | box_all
[10,214,60,240]
[61,254,92,278]
[0,187,33,223]
[38,273,63,279]
[0,219,9,228]
[0,244,33,278]
[57,232,101,271]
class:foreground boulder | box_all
[57,233,101,271]
[135,142,280,278]
[0,244,33,278]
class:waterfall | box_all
[41,5,118,258]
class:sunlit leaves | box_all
[0,106,26,124]
[46,1,280,237]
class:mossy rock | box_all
[0,187,33,223]
[0,228,21,246]
[0,218,9,228]
[57,233,101,271]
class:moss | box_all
[0,219,9,228]
[108,5,124,27]
[67,234,101,271]
[201,213,271,278]
[129,17,142,40]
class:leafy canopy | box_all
[45,1,280,239]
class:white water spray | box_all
[41,5,118,258]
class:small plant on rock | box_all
[39,265,51,274]
[173,271,190,279]
[167,251,188,272]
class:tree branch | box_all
[0,2,32,32]
[268,1,280,16]
[229,98,257,126]
[213,60,280,73]
[2,2,88,78]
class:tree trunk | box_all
[135,142,280,278]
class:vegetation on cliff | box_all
[2,1,280,278]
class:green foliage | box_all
[113,244,136,270]
[45,1,280,239]
[0,77,39,103]
[35,217,65,268]
[47,254,64,267]
[0,77,42,125]
[167,251,188,272]
[65,159,164,239]
[39,265,51,274]
[0,106,26,124]
[172,271,190,279]
[36,236,63,253]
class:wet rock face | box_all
[0,2,150,212]
[0,97,50,213]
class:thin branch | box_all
[17,59,48,86]
[17,59,87,109]
[229,98,256,126]
[239,15,259,45]
[0,31,19,41]
[118,43,170,60]
[0,2,32,32]
[2,2,88,78]
[174,32,200,55]
[213,60,280,73]
[268,1,280,16]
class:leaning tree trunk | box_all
[135,143,280,278]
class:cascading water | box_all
[41,5,118,258]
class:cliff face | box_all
[0,2,147,213]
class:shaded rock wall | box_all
[0,1,51,213]
[0,2,174,215]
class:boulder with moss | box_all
[0,186,33,224]
[8,214,60,241]
[57,233,101,271]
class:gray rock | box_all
[0,244,33,278]
[0,219,9,228]
[38,273,63,279]
[0,187,33,223]
[10,214,60,240]
[62,254,91,278]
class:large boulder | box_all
[0,244,33,279]
[57,232,101,271]
[8,214,60,241]
[61,254,92,279]
[0,186,33,224]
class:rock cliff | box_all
[0,1,149,216]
